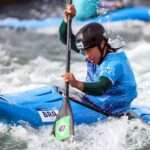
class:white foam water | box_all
[0,21,150,150]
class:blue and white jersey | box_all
[85,49,137,113]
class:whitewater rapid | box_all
[0,21,150,150]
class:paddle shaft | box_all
[65,1,72,100]
[65,0,74,136]
[51,0,74,141]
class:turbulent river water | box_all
[1,1,150,150]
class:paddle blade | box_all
[55,115,71,141]
[52,99,74,141]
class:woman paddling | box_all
[60,4,137,115]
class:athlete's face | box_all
[84,46,102,64]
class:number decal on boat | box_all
[38,110,58,122]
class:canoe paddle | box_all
[52,0,74,141]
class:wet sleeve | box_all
[59,20,80,53]
[83,76,112,96]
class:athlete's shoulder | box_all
[106,49,127,61]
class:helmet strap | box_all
[99,39,108,58]
[97,40,108,64]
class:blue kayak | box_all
[0,85,150,127]
[0,6,150,29]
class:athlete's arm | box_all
[82,76,112,96]
[59,20,79,53]
[74,76,112,96]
